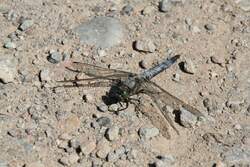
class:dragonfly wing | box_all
[141,80,203,134]
[140,104,171,139]
[67,62,136,79]
[142,80,204,117]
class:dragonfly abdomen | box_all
[141,55,180,80]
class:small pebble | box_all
[152,155,175,167]
[204,24,216,32]
[242,135,250,145]
[4,41,16,49]
[159,0,173,12]
[134,39,156,53]
[172,73,180,82]
[211,56,224,65]
[97,103,108,112]
[182,58,196,74]
[96,117,112,127]
[19,19,34,31]
[121,4,133,16]
[59,154,79,166]
[80,141,96,155]
[139,60,147,69]
[139,127,159,140]
[107,146,125,162]
[0,58,17,83]
[96,140,111,159]
[47,51,63,64]
[179,107,198,128]
[105,126,120,141]
[39,69,51,82]
[233,124,242,130]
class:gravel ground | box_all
[0,0,250,167]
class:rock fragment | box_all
[159,0,173,12]
[105,126,120,141]
[151,155,175,167]
[96,117,112,127]
[179,107,198,128]
[96,139,111,159]
[134,39,156,53]
[39,69,52,82]
[107,146,126,162]
[121,4,133,16]
[59,153,79,166]
[4,41,16,49]
[19,19,34,31]
[0,58,17,83]
[79,140,96,156]
[139,127,159,140]
[181,58,196,74]
[47,51,63,64]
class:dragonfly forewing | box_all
[67,62,136,80]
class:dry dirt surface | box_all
[0,0,250,167]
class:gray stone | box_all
[159,0,173,12]
[96,117,112,127]
[204,24,216,32]
[211,56,224,65]
[153,155,175,167]
[172,73,180,82]
[74,16,124,48]
[79,140,96,156]
[182,58,196,74]
[106,126,120,141]
[97,103,108,112]
[235,0,250,11]
[139,60,147,69]
[4,41,16,49]
[0,58,17,83]
[5,10,17,21]
[134,39,156,53]
[47,51,62,64]
[139,127,160,140]
[19,19,34,31]
[179,107,198,128]
[121,4,134,16]
[39,69,51,82]
[107,146,125,162]
[96,139,111,159]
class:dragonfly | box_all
[57,55,204,138]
